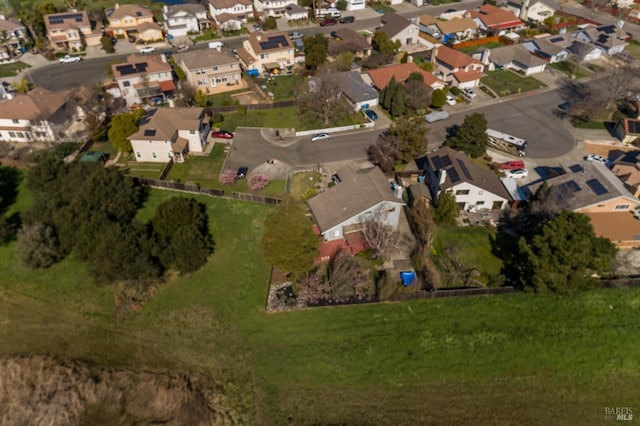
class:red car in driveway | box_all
[211,130,234,139]
[320,18,338,26]
[500,160,525,170]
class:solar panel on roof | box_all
[432,156,443,170]
[144,129,156,137]
[560,180,581,193]
[457,159,472,180]
[628,120,640,135]
[448,168,460,183]
[569,164,584,173]
[550,37,564,43]
[116,64,136,75]
[441,155,452,167]
[586,178,608,196]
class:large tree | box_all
[108,110,143,153]
[304,33,328,70]
[300,68,344,126]
[403,79,432,112]
[515,211,617,294]
[433,191,458,226]
[388,116,429,163]
[445,112,488,158]
[372,31,400,55]
[262,198,319,277]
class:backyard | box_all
[221,106,297,131]
[481,69,546,97]
[259,75,298,101]
[458,41,503,55]
[549,61,592,79]
[289,170,322,200]
[1,184,640,424]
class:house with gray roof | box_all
[308,162,405,241]
[484,44,546,75]
[572,24,628,56]
[378,13,420,48]
[162,4,210,39]
[334,71,379,112]
[328,28,371,58]
[521,36,569,63]
[175,49,244,95]
[422,147,511,211]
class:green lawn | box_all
[0,61,30,78]
[223,106,297,130]
[289,171,322,200]
[549,61,592,79]
[259,75,298,101]
[480,69,546,97]
[124,162,165,179]
[625,39,640,60]
[2,186,640,424]
[458,42,503,55]
[205,88,247,107]
[166,143,227,186]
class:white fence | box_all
[295,121,375,137]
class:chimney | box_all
[519,0,530,21]
[430,46,438,65]
[439,169,447,185]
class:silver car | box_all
[311,133,331,142]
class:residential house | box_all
[334,71,379,112]
[129,108,211,163]
[529,160,640,248]
[483,44,547,75]
[284,4,308,21]
[236,32,295,76]
[308,162,405,242]
[418,14,478,44]
[629,8,640,23]
[111,54,176,107]
[254,0,297,17]
[545,33,602,62]
[327,28,371,58]
[423,147,511,211]
[505,0,555,23]
[106,4,161,41]
[469,4,525,35]
[611,151,640,198]
[163,4,210,39]
[0,87,85,143]
[407,181,432,208]
[364,62,445,91]
[572,24,628,56]
[174,48,245,95]
[346,0,366,11]
[615,118,640,144]
[215,13,243,32]
[611,0,635,9]
[0,16,28,60]
[378,13,420,48]
[44,11,101,50]
[431,45,485,88]
[208,0,253,24]
[521,35,569,63]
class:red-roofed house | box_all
[469,4,525,34]
[431,45,485,88]
[364,62,445,90]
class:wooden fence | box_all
[204,100,296,114]
[452,36,502,51]
[393,286,516,301]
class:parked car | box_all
[177,44,189,52]
[424,110,449,123]
[59,55,82,64]
[320,18,338,26]
[462,88,476,99]
[446,95,456,106]
[585,154,608,165]
[253,23,262,31]
[500,160,525,170]
[311,133,331,141]
[339,15,355,24]
[364,109,378,121]
[289,32,304,39]
[237,166,248,179]
[211,130,234,139]
[504,169,528,179]
[138,46,155,53]
[330,31,339,38]
[208,41,224,49]
[558,101,571,110]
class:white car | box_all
[139,46,156,53]
[504,169,529,179]
[311,133,331,142]
[289,32,304,40]
[462,88,477,99]
[446,95,456,106]
[585,154,608,165]
[177,44,189,52]
[59,55,82,64]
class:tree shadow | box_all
[0,166,22,213]
[489,229,521,288]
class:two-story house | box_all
[208,0,253,25]
[572,24,628,56]
[174,48,245,95]
[44,11,101,50]
[615,118,640,145]
[236,32,295,76]
[422,146,511,211]
[0,16,28,59]
[418,14,478,44]
[129,107,211,163]
[505,0,555,23]
[431,45,485,88]
[106,3,162,41]
[254,0,297,17]
[163,4,210,39]
[469,4,525,35]
[611,151,640,198]
[378,13,420,48]
[521,35,569,63]
[111,54,176,107]
[0,87,84,143]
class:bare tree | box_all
[410,202,436,249]
[326,252,369,301]
[362,207,399,260]
[299,67,343,126]
[403,79,433,112]
[368,133,397,172]
[297,271,329,305]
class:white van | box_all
[208,41,224,49]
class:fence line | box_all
[393,286,516,301]
[204,100,296,114]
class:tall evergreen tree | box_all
[445,113,488,158]
[390,84,405,117]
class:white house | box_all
[346,0,366,11]
[505,0,556,23]
[423,147,511,211]
[111,54,176,107]
[284,4,308,20]
[163,4,210,39]
[254,0,297,17]
[521,35,569,63]
[308,162,405,241]
[129,108,211,163]
[208,0,252,23]
[0,15,28,60]
[378,13,420,47]
[483,44,547,75]
[0,87,85,143]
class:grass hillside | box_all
[1,189,639,424]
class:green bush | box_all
[212,113,224,123]
[450,86,461,96]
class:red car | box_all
[320,18,338,26]
[500,160,525,170]
[211,130,234,139]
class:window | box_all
[615,204,630,210]
[189,130,195,134]
[12,119,19,124]
[8,132,15,137]
[476,201,485,205]
[216,76,227,83]
[213,66,218,71]
[455,189,470,195]
[136,152,141,158]
[123,81,131,87]
[196,69,206,75]
[152,152,157,158]
[168,152,172,158]
[197,79,206,85]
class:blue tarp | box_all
[246,69,259,77]
[400,271,416,286]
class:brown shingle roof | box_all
[0,87,70,120]
[175,49,238,70]
[107,4,153,20]
[452,69,483,83]
[130,107,203,142]
[469,4,523,30]
[246,31,293,54]
[435,45,481,68]
[584,211,640,247]
[112,54,172,79]
[489,44,546,68]
[379,12,413,38]
[366,62,443,89]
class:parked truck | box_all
[208,41,224,49]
